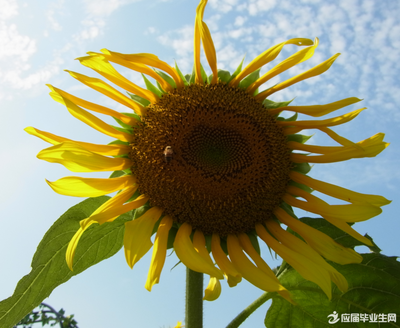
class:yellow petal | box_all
[49,90,134,142]
[265,219,348,293]
[256,53,340,101]
[195,0,218,84]
[145,216,173,291]
[65,70,145,116]
[237,233,279,282]
[37,142,132,172]
[279,108,365,129]
[290,171,391,206]
[46,175,136,197]
[284,186,382,223]
[25,126,130,156]
[319,127,363,149]
[193,230,218,270]
[76,55,158,104]
[80,186,141,229]
[287,141,350,154]
[47,84,138,125]
[100,49,184,89]
[227,235,293,303]
[291,140,388,163]
[248,38,319,94]
[211,234,242,287]
[229,38,313,87]
[269,97,362,117]
[274,207,362,265]
[66,224,92,271]
[255,224,332,299]
[203,276,221,301]
[124,207,163,269]
[173,223,224,279]
[88,51,173,92]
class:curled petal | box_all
[145,216,173,291]
[256,53,340,101]
[174,223,224,279]
[269,97,362,117]
[203,276,221,301]
[76,55,158,104]
[290,171,391,206]
[37,142,132,172]
[284,186,382,223]
[227,235,293,303]
[25,127,130,156]
[274,207,362,265]
[49,89,134,141]
[247,38,319,94]
[195,0,218,84]
[46,175,136,197]
[124,207,163,269]
[265,219,349,293]
[211,234,242,287]
[255,224,333,299]
[193,230,217,270]
[230,38,313,87]
[100,49,184,89]
[47,84,138,125]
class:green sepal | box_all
[280,202,298,219]
[227,56,245,83]
[265,253,400,328]
[127,92,151,107]
[113,117,133,130]
[166,226,178,249]
[156,81,167,95]
[109,170,126,178]
[209,69,231,84]
[0,197,132,328]
[175,61,189,86]
[276,112,298,122]
[142,74,163,97]
[288,180,313,194]
[263,98,294,109]
[188,64,208,84]
[247,230,261,255]
[185,74,191,83]
[109,124,133,135]
[220,237,229,255]
[108,139,130,146]
[189,65,196,84]
[133,202,152,220]
[286,134,313,144]
[154,69,177,89]
[121,112,141,122]
[291,162,312,174]
[239,68,260,90]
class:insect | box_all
[163,146,174,163]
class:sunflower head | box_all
[27,0,390,303]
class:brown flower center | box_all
[130,83,291,235]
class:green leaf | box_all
[266,253,400,328]
[0,197,132,328]
[175,61,189,86]
[142,74,163,97]
[239,68,260,90]
[209,69,231,84]
[263,98,294,109]
[127,92,151,107]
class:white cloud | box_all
[0,22,36,61]
[234,15,247,27]
[83,0,136,17]
[0,0,18,20]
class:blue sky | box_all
[0,0,399,327]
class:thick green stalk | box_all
[225,292,273,328]
[185,268,203,328]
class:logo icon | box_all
[328,311,340,324]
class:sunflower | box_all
[26,0,390,303]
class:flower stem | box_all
[185,268,203,328]
[225,292,273,328]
